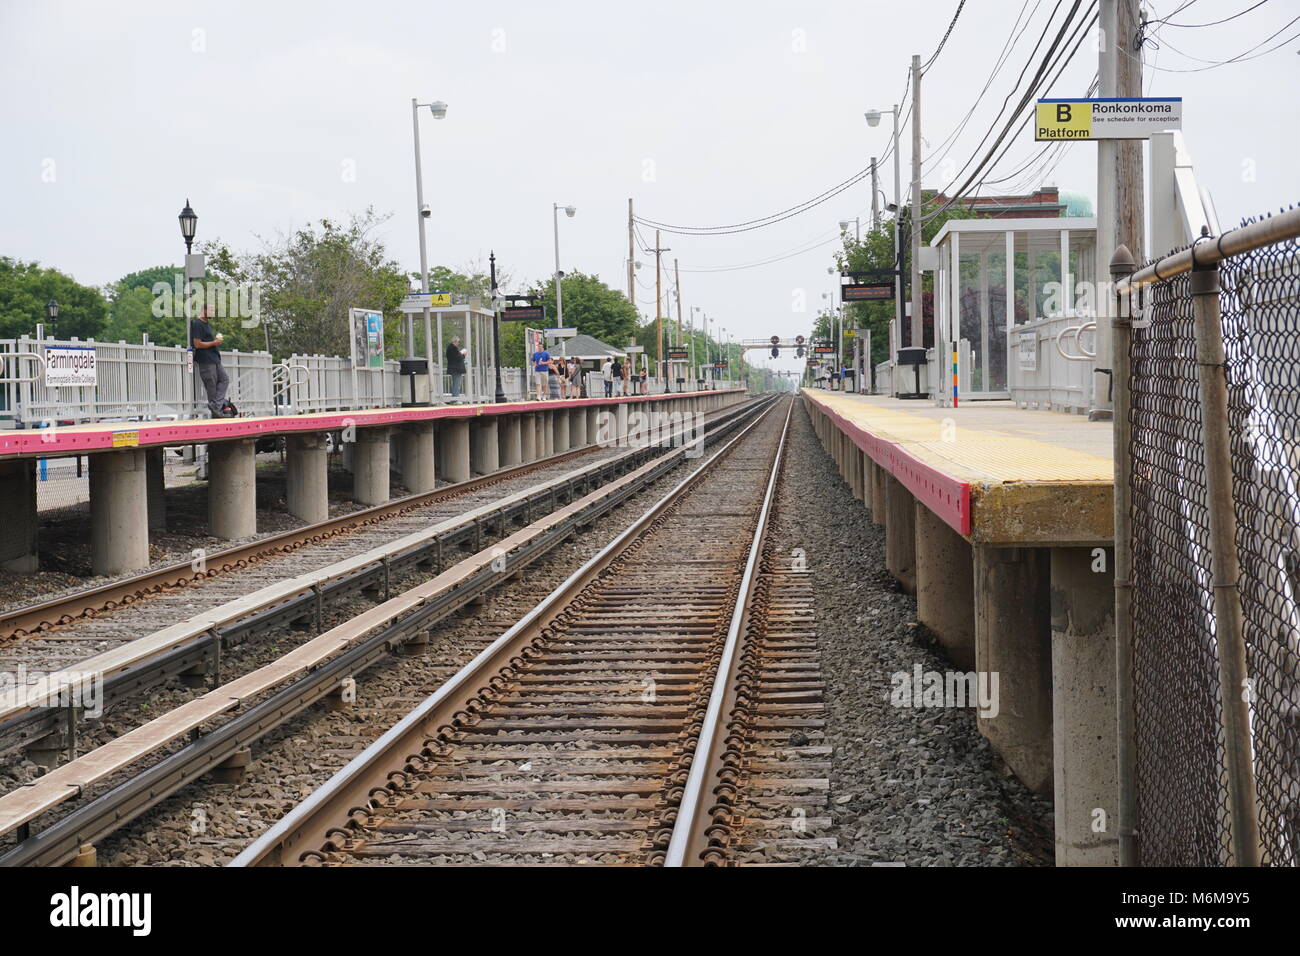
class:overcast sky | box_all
[2,0,1297,376]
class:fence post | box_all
[1109,245,1141,866]
[1190,233,1261,867]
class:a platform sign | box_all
[348,308,385,369]
[545,327,577,339]
[813,346,836,354]
[712,361,728,369]
[1035,97,1181,141]
[842,282,894,302]
[399,292,483,313]
[43,345,97,388]
[1018,331,1038,371]
[502,304,546,322]
[625,345,645,355]
[668,349,689,361]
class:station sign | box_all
[502,305,546,322]
[43,344,97,388]
[712,361,728,369]
[842,282,894,302]
[1035,97,1181,141]
[399,291,484,313]
[545,327,577,338]
[668,349,689,360]
[813,346,836,354]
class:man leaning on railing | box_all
[191,305,236,418]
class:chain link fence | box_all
[1126,208,1300,867]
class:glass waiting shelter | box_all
[930,217,1096,405]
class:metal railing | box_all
[1114,205,1300,868]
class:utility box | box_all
[400,357,431,406]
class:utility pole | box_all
[674,259,684,392]
[1094,0,1144,419]
[627,198,636,313]
[650,229,671,390]
[871,157,879,231]
[910,53,923,351]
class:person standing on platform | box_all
[190,304,234,418]
[532,342,552,400]
[611,356,624,397]
[547,355,562,400]
[445,336,467,401]
[601,357,614,397]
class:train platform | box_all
[0,388,740,461]
[801,389,1113,545]
[802,387,1119,865]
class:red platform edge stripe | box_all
[0,389,743,459]
[815,398,971,537]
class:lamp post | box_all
[489,251,507,403]
[412,98,448,374]
[178,200,198,254]
[864,106,904,353]
[552,203,576,338]
[45,298,59,339]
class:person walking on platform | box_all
[445,336,467,401]
[191,304,234,418]
[532,342,552,400]
[611,356,624,397]
[601,357,614,397]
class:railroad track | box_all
[0,400,763,761]
[0,397,773,866]
[235,394,832,867]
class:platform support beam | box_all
[286,433,329,524]
[499,415,523,468]
[0,459,39,572]
[437,419,471,484]
[884,473,916,594]
[352,427,391,506]
[552,407,570,453]
[470,418,500,476]
[90,449,150,575]
[914,502,975,671]
[974,545,1053,796]
[208,439,257,540]
[520,413,538,463]
[1050,545,1119,867]
[395,422,436,494]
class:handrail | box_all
[1055,321,1096,362]
[0,351,47,385]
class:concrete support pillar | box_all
[884,473,916,594]
[286,433,330,524]
[552,408,570,453]
[1050,546,1119,866]
[974,545,1053,795]
[352,427,390,506]
[0,459,38,572]
[869,459,886,527]
[90,449,149,575]
[616,403,629,445]
[540,413,554,457]
[569,407,587,447]
[208,439,257,539]
[437,419,471,484]
[146,447,166,532]
[395,422,436,494]
[521,413,538,462]
[499,415,523,468]
[587,406,603,447]
[470,418,500,476]
[914,503,975,671]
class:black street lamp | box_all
[45,298,59,336]
[179,199,198,254]
[489,251,507,403]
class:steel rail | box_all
[0,398,774,867]
[0,400,763,757]
[231,398,785,867]
[664,400,792,865]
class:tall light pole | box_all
[690,305,700,388]
[412,98,448,370]
[865,105,903,353]
[552,203,576,342]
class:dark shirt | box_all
[190,318,221,364]
[445,342,466,374]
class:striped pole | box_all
[951,343,959,408]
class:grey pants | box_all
[450,372,464,397]
[198,361,229,413]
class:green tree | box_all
[0,257,108,341]
[200,207,408,360]
[102,264,188,346]
[531,271,639,351]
